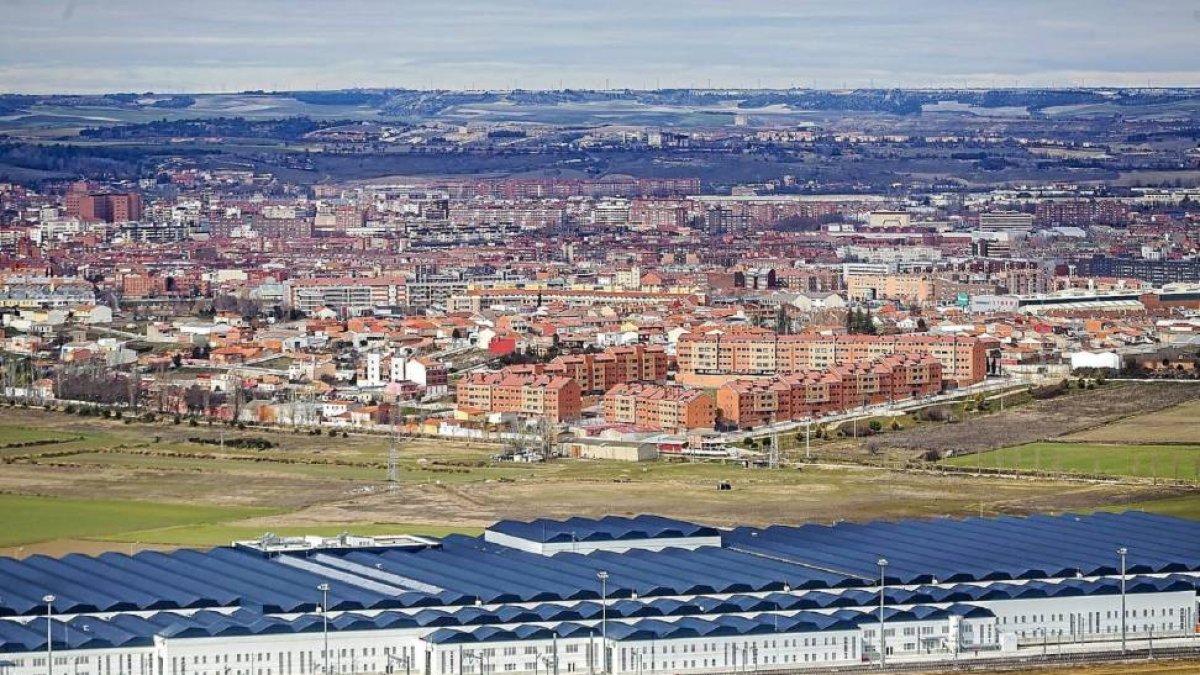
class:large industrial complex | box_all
[2,512,1199,675]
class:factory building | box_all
[1,513,1199,675]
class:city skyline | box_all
[2,0,1200,94]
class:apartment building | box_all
[404,269,527,309]
[979,211,1035,233]
[0,275,95,308]
[677,328,986,385]
[716,354,943,428]
[449,287,703,312]
[285,276,408,315]
[1035,200,1130,226]
[602,383,715,433]
[65,184,143,223]
[845,272,934,303]
[545,344,670,393]
[456,372,582,422]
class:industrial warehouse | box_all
[2,512,1200,675]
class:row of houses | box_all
[675,329,988,386]
[716,353,944,429]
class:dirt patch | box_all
[869,384,1200,458]
[268,470,1172,529]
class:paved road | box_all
[724,378,1025,444]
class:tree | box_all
[846,308,877,335]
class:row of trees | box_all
[845,308,878,335]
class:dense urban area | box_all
[1,85,1199,675]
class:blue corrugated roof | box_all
[487,515,719,544]
[0,574,1184,654]
[1,512,1197,624]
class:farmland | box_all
[0,494,272,549]
[1066,399,1200,444]
[858,383,1200,459]
[939,390,1200,481]
[0,404,1179,555]
[943,442,1200,480]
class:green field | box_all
[0,404,1194,556]
[1096,495,1200,521]
[0,494,276,548]
[944,442,1200,480]
[0,425,80,446]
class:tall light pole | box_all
[597,571,609,674]
[318,583,331,675]
[877,559,888,668]
[43,594,56,675]
[1118,547,1128,654]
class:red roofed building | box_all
[677,329,985,386]
[456,371,582,422]
[716,353,942,428]
[602,383,715,433]
[544,344,669,393]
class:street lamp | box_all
[877,559,888,668]
[1118,547,1128,654]
[43,595,55,675]
[317,583,331,675]
[597,571,609,674]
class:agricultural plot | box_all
[944,442,1200,480]
[1067,399,1200,444]
[0,401,1191,555]
[0,494,274,548]
[875,383,1199,457]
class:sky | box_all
[1,0,1199,94]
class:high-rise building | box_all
[76,192,143,223]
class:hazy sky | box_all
[2,0,1199,93]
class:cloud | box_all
[0,0,1197,93]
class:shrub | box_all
[922,449,943,462]
[188,418,199,427]
[868,420,883,432]
[1031,381,1068,400]
[328,429,338,437]
[187,436,276,450]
